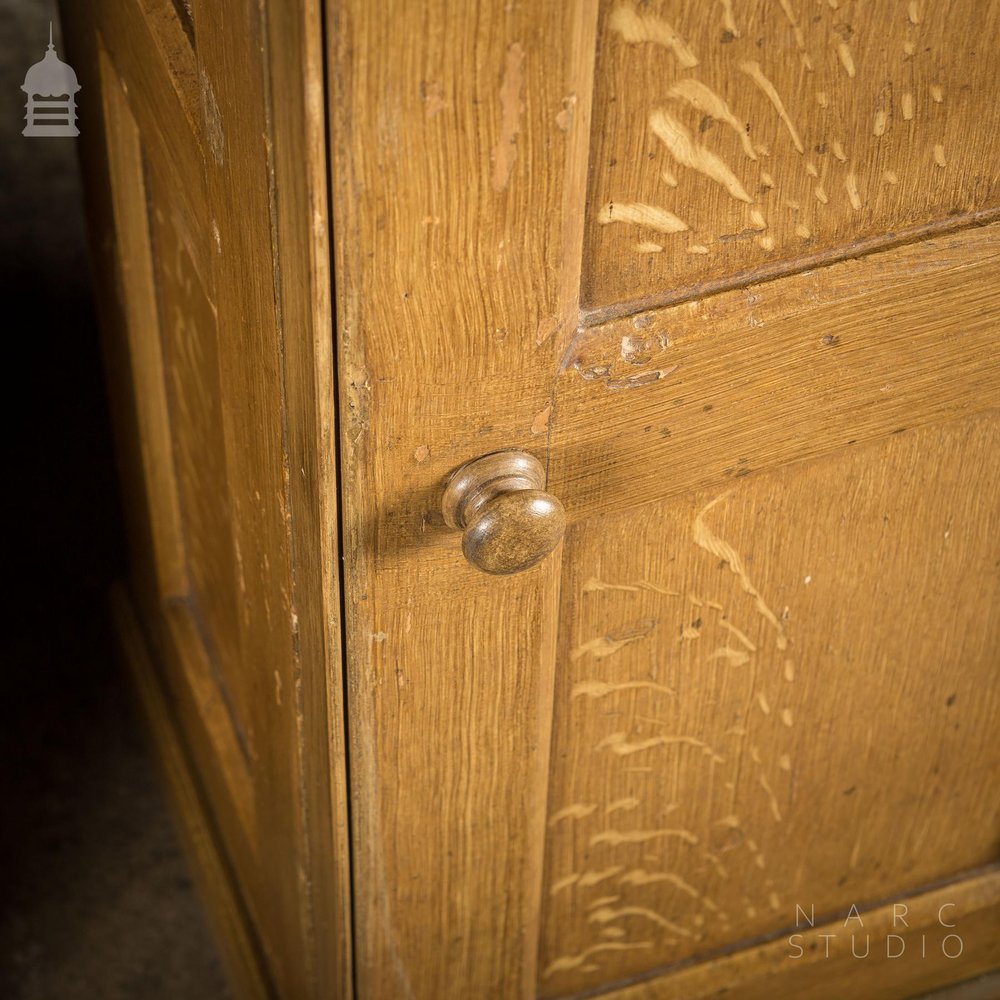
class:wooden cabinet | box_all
[68,0,1000,997]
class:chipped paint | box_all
[531,404,552,436]
[491,43,525,192]
[555,94,577,131]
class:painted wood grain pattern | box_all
[145,165,254,756]
[95,41,187,606]
[539,414,1000,994]
[552,224,1000,522]
[602,869,1000,1000]
[194,1,342,992]
[92,33,262,888]
[67,0,351,995]
[112,587,273,1000]
[585,0,1000,317]
[327,1,598,996]
[79,0,1000,995]
[261,0,355,991]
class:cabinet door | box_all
[329,2,1000,997]
[65,2,349,995]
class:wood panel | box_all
[97,40,186,604]
[112,586,272,1000]
[583,0,1000,318]
[327,1,599,996]
[604,869,1000,1000]
[538,412,1000,995]
[259,0,355,990]
[65,0,351,994]
[145,166,252,755]
[552,223,1000,523]
[94,36,260,896]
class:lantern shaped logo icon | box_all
[22,24,80,137]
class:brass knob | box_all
[441,451,566,574]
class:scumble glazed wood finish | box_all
[552,223,1000,521]
[584,0,1000,318]
[328,2,597,996]
[66,0,351,995]
[602,870,1000,1000]
[79,0,1000,994]
[327,0,999,997]
[538,412,1000,994]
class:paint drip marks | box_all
[491,43,524,192]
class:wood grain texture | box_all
[79,0,1000,996]
[96,41,187,605]
[66,0,351,995]
[539,412,1000,995]
[601,869,1000,1000]
[112,586,272,1000]
[259,0,354,992]
[327,1,598,995]
[583,0,1000,317]
[145,162,252,754]
[552,223,1000,523]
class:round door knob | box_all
[442,450,566,574]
